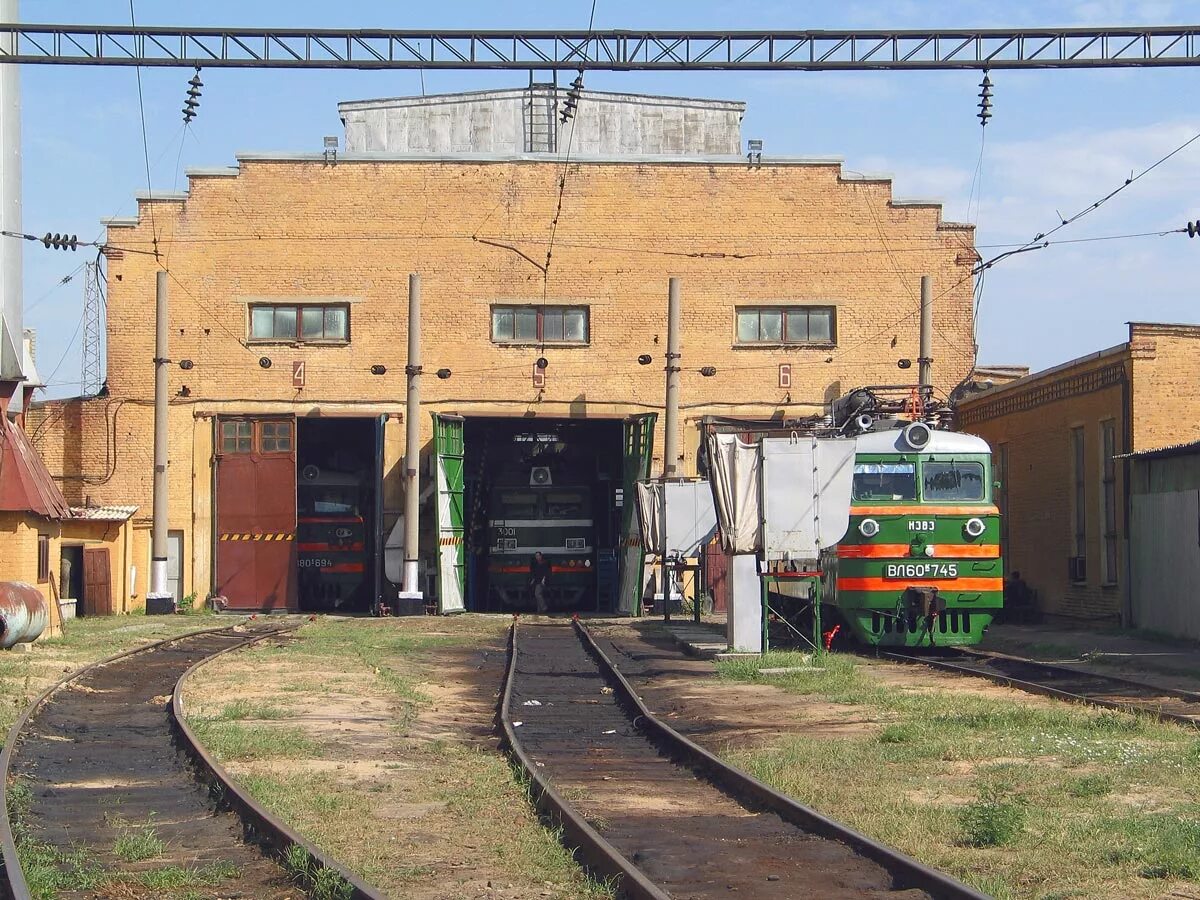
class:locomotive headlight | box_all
[858,518,880,538]
[584,559,591,568]
[964,517,986,539]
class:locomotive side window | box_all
[921,461,986,501]
[852,462,916,501]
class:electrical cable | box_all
[129,0,159,261]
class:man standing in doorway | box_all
[529,551,551,614]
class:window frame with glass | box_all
[1100,420,1118,585]
[248,303,350,344]
[491,305,590,345]
[734,305,836,346]
[218,419,293,455]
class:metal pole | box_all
[0,0,22,389]
[146,270,172,609]
[661,277,681,621]
[918,275,933,402]
[399,273,423,603]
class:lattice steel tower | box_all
[80,259,104,396]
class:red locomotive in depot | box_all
[296,465,367,611]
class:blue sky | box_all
[13,0,1199,396]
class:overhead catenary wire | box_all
[129,0,159,261]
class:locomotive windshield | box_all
[852,462,917,501]
[921,460,986,502]
[544,490,588,518]
[298,486,360,516]
[497,490,539,519]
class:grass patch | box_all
[958,784,1026,847]
[211,698,292,720]
[112,818,165,862]
[188,720,318,760]
[18,843,105,899]
[282,843,353,900]
[135,861,240,890]
[719,651,1200,898]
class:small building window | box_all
[249,304,348,343]
[37,534,50,584]
[1070,426,1087,582]
[220,420,253,453]
[736,306,835,345]
[1100,420,1118,585]
[260,421,293,454]
[491,305,589,344]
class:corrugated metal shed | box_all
[1116,438,1200,461]
[0,414,70,519]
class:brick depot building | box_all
[958,322,1200,625]
[29,87,977,615]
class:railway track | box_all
[1,621,381,900]
[502,620,987,900]
[880,647,1200,727]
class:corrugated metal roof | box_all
[0,415,71,519]
[1116,439,1200,461]
[68,505,138,522]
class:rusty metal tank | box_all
[0,582,49,649]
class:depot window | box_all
[735,306,835,345]
[491,305,589,344]
[249,304,349,343]
[922,460,986,502]
[852,462,916,501]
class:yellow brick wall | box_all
[30,157,977,602]
[958,351,1129,622]
[1129,323,1200,452]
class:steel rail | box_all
[0,623,241,900]
[573,621,990,900]
[170,624,387,900]
[1,24,1199,69]
[879,648,1200,727]
[499,623,670,900]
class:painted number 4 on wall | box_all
[292,360,305,389]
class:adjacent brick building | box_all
[957,323,1200,623]
[27,87,977,614]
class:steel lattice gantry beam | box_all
[0,24,1199,69]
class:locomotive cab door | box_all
[432,413,467,614]
[618,414,657,615]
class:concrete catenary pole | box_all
[661,277,681,620]
[918,275,933,401]
[146,271,173,609]
[0,0,22,392]
[399,273,423,602]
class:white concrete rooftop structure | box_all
[338,86,745,157]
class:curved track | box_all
[1,622,381,900]
[880,648,1200,727]
[501,620,987,900]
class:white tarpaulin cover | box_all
[706,432,856,559]
[635,480,719,557]
[706,433,763,553]
[761,436,856,561]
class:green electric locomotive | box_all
[821,420,1002,647]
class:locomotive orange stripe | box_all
[837,577,1003,592]
[838,544,1000,559]
[851,505,999,516]
[298,542,364,552]
[321,563,364,574]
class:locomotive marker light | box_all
[964,517,987,539]
[859,518,880,538]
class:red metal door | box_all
[702,535,729,613]
[83,547,112,616]
[214,417,297,610]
